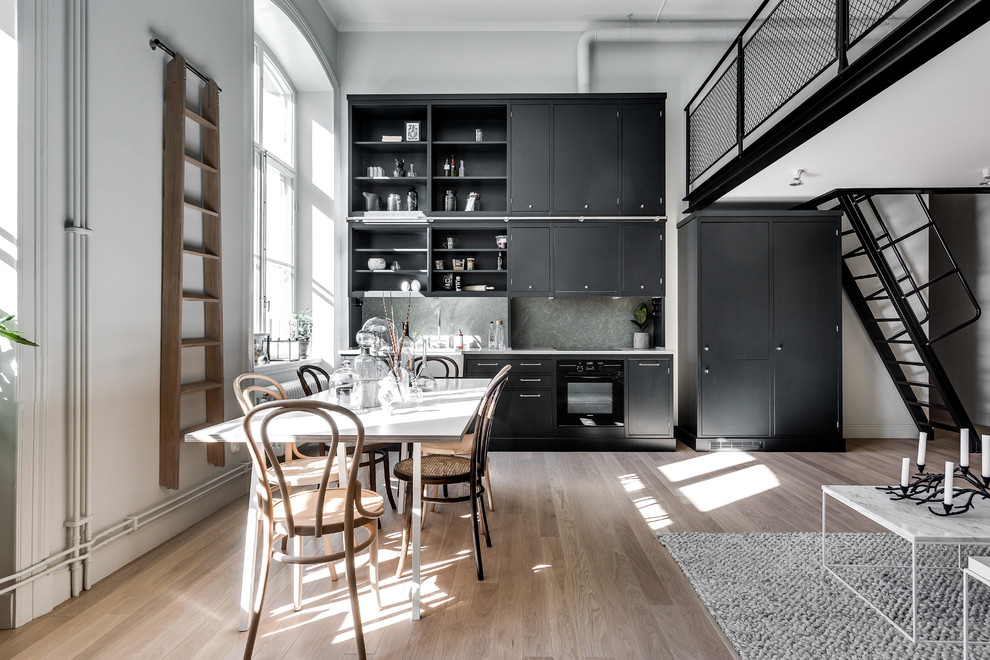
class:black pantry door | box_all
[509,103,551,213]
[552,103,619,215]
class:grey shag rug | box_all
[658,532,990,660]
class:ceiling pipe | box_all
[577,22,741,93]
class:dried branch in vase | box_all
[380,292,412,378]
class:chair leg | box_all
[292,535,304,611]
[381,449,396,510]
[323,535,339,581]
[484,463,495,512]
[479,492,492,547]
[470,487,484,581]
[367,523,381,610]
[243,523,273,660]
[395,484,411,579]
[344,522,367,660]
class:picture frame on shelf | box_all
[405,121,421,142]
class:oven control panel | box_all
[557,360,624,375]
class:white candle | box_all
[961,429,970,468]
[944,461,954,507]
[917,431,927,467]
[900,457,910,487]
[982,434,990,478]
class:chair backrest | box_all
[297,364,331,396]
[243,399,372,538]
[233,373,286,415]
[413,355,461,379]
[468,366,510,481]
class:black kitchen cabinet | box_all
[621,223,665,296]
[626,357,672,437]
[552,225,620,294]
[494,390,553,438]
[508,225,551,295]
[552,103,620,215]
[621,103,665,216]
[677,210,842,451]
[509,104,551,214]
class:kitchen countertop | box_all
[463,348,674,356]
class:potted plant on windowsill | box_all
[631,303,650,349]
[290,308,312,359]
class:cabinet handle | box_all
[584,204,589,209]
[519,378,543,382]
[584,285,589,289]
[519,394,542,398]
[640,285,645,289]
[640,204,645,209]
[777,345,783,351]
[638,362,661,367]
[528,204,533,209]
[704,368,710,374]
[519,362,543,366]
[703,345,709,351]
[528,285,533,289]
[476,362,500,366]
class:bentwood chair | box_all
[296,365,398,510]
[393,366,509,580]
[412,354,460,378]
[241,400,384,660]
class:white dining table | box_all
[185,378,491,629]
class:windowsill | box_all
[253,356,329,377]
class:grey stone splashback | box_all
[510,297,652,349]
[360,296,508,348]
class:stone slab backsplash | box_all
[510,297,652,349]
[361,296,508,348]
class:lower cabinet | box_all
[626,357,672,437]
[493,390,553,438]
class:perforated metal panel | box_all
[688,58,738,184]
[849,0,906,43]
[743,0,837,135]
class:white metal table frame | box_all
[822,485,990,645]
[963,556,990,659]
[186,379,491,631]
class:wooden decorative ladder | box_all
[160,50,225,489]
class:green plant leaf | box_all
[0,328,39,347]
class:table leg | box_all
[911,541,918,643]
[398,443,409,515]
[964,570,970,660]
[412,442,421,620]
[821,491,827,567]
[239,464,262,632]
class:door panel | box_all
[700,359,771,437]
[621,224,664,295]
[508,226,551,295]
[553,225,620,293]
[552,104,619,215]
[621,103,665,216]
[510,104,551,213]
[493,390,553,438]
[627,358,672,437]
[700,221,770,359]
[773,220,840,437]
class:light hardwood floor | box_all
[0,437,952,659]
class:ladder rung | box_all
[183,247,220,260]
[864,291,889,301]
[180,421,219,438]
[877,338,913,344]
[854,273,879,280]
[885,359,925,366]
[886,329,908,341]
[184,154,219,174]
[184,107,218,130]
[905,400,949,410]
[182,337,221,348]
[180,380,223,395]
[843,246,867,259]
[901,270,958,298]
[184,201,219,217]
[877,222,932,250]
[872,318,903,323]
[841,229,856,236]
[895,379,932,388]
[182,294,221,303]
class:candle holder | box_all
[878,465,990,516]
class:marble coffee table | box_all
[822,484,990,644]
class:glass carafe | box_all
[353,347,381,410]
[330,360,359,408]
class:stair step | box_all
[182,293,221,303]
[184,154,219,174]
[895,379,932,388]
[905,400,949,411]
[854,273,879,280]
[843,246,867,259]
[885,359,925,366]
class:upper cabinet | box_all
[348,94,665,218]
[552,103,620,215]
[509,103,551,214]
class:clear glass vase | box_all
[377,367,422,413]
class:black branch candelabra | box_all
[879,462,990,517]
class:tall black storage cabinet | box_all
[677,210,843,451]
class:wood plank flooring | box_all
[0,437,958,659]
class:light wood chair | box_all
[241,399,384,660]
[413,354,460,378]
[295,366,398,510]
[393,366,510,580]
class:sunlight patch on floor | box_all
[678,464,780,512]
[618,473,645,492]
[632,496,673,530]
[658,452,755,483]
[532,564,552,573]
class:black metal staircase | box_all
[817,191,981,447]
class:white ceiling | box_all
[724,19,990,202]
[318,0,763,32]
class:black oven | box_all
[555,360,624,428]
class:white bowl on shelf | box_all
[367,257,387,270]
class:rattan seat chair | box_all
[241,399,384,660]
[296,365,397,509]
[392,366,509,580]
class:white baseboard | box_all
[843,424,919,439]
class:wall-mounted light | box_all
[980,168,990,186]
[789,169,805,187]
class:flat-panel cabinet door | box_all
[621,224,664,295]
[621,103,665,216]
[700,221,770,359]
[627,357,672,437]
[509,104,551,213]
[700,359,771,437]
[773,220,840,437]
[493,390,553,438]
[552,103,619,215]
[509,226,551,295]
[553,225,620,293]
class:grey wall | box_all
[931,194,990,426]
[511,297,653,349]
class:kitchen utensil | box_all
[466,258,475,270]
[495,234,507,248]
[386,193,402,211]
[464,285,495,291]
[367,257,386,270]
[465,191,480,211]
[363,192,381,211]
